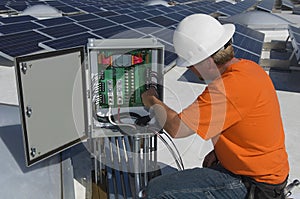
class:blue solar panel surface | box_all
[78,18,117,30]
[146,16,177,27]
[37,23,88,38]
[0,21,43,34]
[0,15,36,24]
[0,30,51,58]
[39,32,100,50]
[0,0,265,69]
[35,17,74,27]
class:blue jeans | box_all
[144,165,247,199]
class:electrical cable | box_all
[108,106,137,130]
[149,128,184,171]
[161,131,184,170]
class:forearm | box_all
[147,96,194,138]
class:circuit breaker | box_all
[15,38,164,166]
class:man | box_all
[141,14,289,198]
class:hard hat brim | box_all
[175,23,235,67]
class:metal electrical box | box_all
[15,38,164,167]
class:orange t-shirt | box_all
[179,59,289,184]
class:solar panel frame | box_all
[128,11,153,20]
[0,15,37,24]
[151,28,174,45]
[233,32,263,56]
[146,15,178,28]
[92,24,144,39]
[0,21,43,34]
[67,13,99,22]
[39,32,100,50]
[256,0,274,12]
[34,17,74,27]
[93,10,119,17]
[78,18,117,31]
[106,14,138,24]
[0,30,52,60]
[37,23,89,39]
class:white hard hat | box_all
[173,14,235,67]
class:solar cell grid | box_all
[37,23,88,38]
[55,5,80,13]
[235,24,265,42]
[77,5,102,13]
[144,9,165,16]
[78,18,116,31]
[7,4,28,11]
[39,32,99,50]
[146,16,177,27]
[234,46,260,63]
[35,17,74,27]
[233,32,263,56]
[164,13,185,22]
[94,11,119,17]
[92,25,144,38]
[0,30,50,48]
[0,15,37,24]
[128,11,153,20]
[113,8,135,14]
[67,13,98,22]
[107,14,137,24]
[0,21,43,34]
[0,43,44,58]
[151,28,174,45]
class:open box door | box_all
[15,47,89,166]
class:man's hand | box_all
[202,150,219,168]
[141,87,159,108]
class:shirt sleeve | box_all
[178,85,242,140]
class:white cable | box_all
[149,128,184,171]
[108,106,137,130]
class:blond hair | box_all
[211,44,234,66]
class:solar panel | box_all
[128,11,153,20]
[37,23,88,38]
[234,46,260,63]
[233,32,263,56]
[92,25,144,39]
[55,5,80,14]
[7,4,28,12]
[76,5,103,13]
[235,24,265,42]
[0,15,37,24]
[218,0,256,16]
[35,17,74,27]
[0,5,9,11]
[146,16,177,27]
[67,13,99,22]
[113,8,136,14]
[164,13,186,22]
[144,9,165,16]
[78,18,117,31]
[0,21,43,34]
[39,32,99,50]
[158,39,178,69]
[94,10,119,17]
[0,30,51,60]
[107,14,138,24]
[124,20,161,34]
[151,28,174,45]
